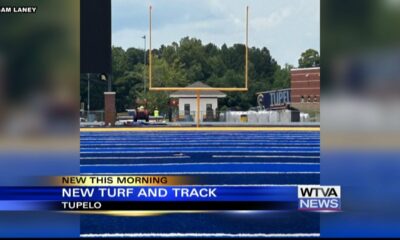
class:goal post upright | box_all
[149,5,152,93]
[245,5,249,90]
[196,91,200,128]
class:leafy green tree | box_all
[112,47,128,78]
[298,49,320,68]
[272,64,293,89]
[113,65,144,112]
[92,38,299,112]
[126,47,145,70]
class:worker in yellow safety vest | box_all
[154,107,159,117]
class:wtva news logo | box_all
[298,185,341,212]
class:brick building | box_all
[290,67,320,112]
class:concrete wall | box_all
[291,102,320,113]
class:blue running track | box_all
[80,130,320,237]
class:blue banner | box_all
[0,186,297,202]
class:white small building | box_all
[169,82,226,122]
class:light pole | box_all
[142,35,146,95]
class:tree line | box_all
[80,37,319,114]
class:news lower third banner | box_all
[0,176,341,213]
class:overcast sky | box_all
[112,0,320,66]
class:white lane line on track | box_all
[80,233,320,238]
[81,172,320,175]
[81,138,319,140]
[80,138,320,141]
[81,151,320,154]
[81,146,320,150]
[81,133,319,135]
[80,144,320,147]
[80,162,320,167]
[80,156,319,160]
[81,156,190,160]
[81,138,320,140]
[213,155,320,158]
[82,137,319,139]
